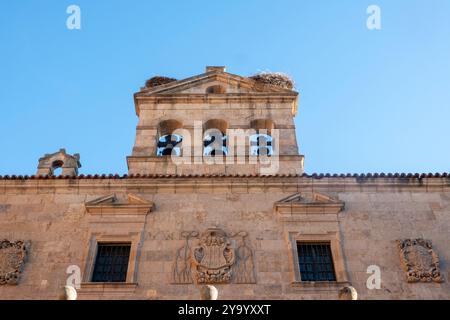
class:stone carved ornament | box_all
[397,239,443,283]
[0,240,29,285]
[172,228,256,284]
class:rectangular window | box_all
[297,242,336,282]
[92,243,131,283]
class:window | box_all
[297,242,336,282]
[157,119,183,156]
[203,120,229,157]
[92,243,131,283]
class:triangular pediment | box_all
[274,192,345,215]
[85,193,153,214]
[85,194,116,206]
[135,70,297,96]
[277,192,342,205]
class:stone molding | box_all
[82,232,142,284]
[85,194,154,223]
[3,176,448,194]
[82,194,151,286]
[77,283,138,299]
[274,192,345,222]
[291,281,352,292]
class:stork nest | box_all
[145,76,177,88]
[249,72,294,90]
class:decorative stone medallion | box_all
[172,228,256,285]
[397,239,443,283]
[0,240,28,285]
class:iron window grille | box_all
[297,242,336,282]
[92,243,131,283]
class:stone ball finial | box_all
[58,285,77,300]
[338,286,358,300]
[199,285,218,300]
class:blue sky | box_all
[1,0,449,175]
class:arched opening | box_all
[250,119,275,156]
[51,160,64,176]
[250,119,275,134]
[203,119,228,157]
[157,120,183,157]
[157,134,183,156]
[206,85,226,94]
[250,134,273,156]
[158,119,183,137]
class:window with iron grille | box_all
[297,242,336,281]
[92,243,131,282]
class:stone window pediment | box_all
[274,192,345,221]
[85,194,153,214]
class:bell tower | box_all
[127,66,304,176]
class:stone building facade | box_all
[0,66,449,300]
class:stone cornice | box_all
[135,124,297,130]
[135,92,298,101]
[126,154,304,163]
[0,175,449,194]
[134,93,298,116]
[78,283,138,297]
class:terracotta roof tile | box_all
[0,172,450,180]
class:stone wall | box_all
[0,176,449,299]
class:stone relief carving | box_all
[397,239,444,283]
[0,240,28,285]
[192,228,235,284]
[233,231,256,284]
[172,231,198,284]
[172,228,256,284]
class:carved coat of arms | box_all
[172,228,256,285]
[0,240,28,285]
[397,239,443,283]
[192,228,235,284]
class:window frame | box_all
[288,232,348,285]
[91,242,132,283]
[83,233,141,284]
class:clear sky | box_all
[1,0,449,175]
